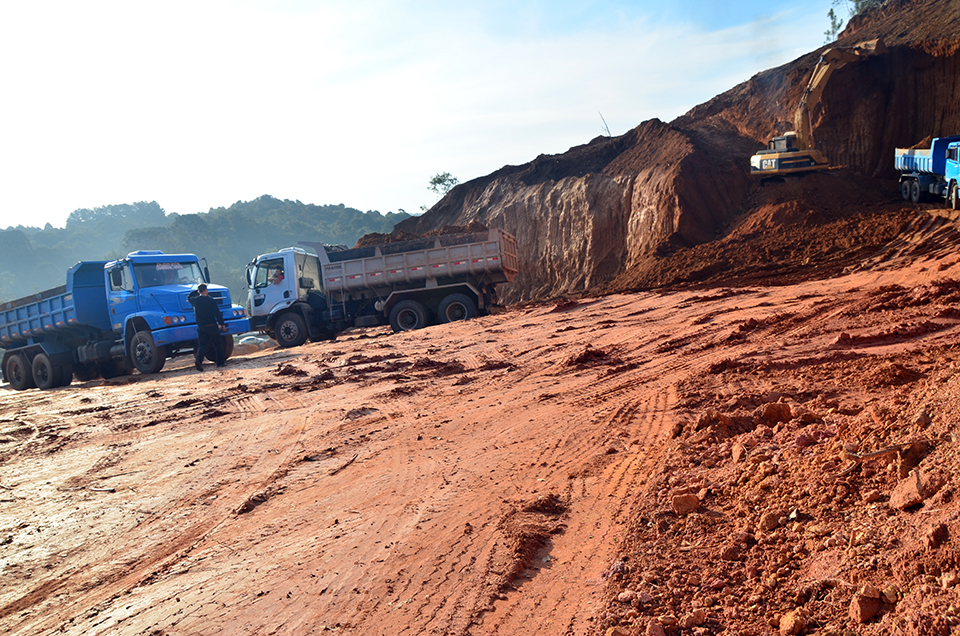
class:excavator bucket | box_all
[853,39,886,55]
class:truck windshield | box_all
[133,262,206,288]
[254,258,285,289]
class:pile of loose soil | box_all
[596,273,960,636]
[602,171,919,293]
[354,220,489,248]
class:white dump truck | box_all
[245,228,519,347]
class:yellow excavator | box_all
[750,38,886,177]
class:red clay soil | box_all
[602,171,919,293]
[5,196,960,635]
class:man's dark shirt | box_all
[191,294,225,328]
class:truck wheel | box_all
[275,313,308,348]
[438,293,477,323]
[73,363,100,382]
[59,363,74,387]
[910,180,922,204]
[130,331,167,375]
[205,335,235,361]
[98,360,126,379]
[5,354,35,391]
[389,300,429,332]
[32,353,62,390]
[951,183,960,211]
[899,180,912,201]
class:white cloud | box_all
[0,0,832,228]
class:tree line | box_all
[0,196,409,306]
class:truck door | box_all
[251,256,293,314]
[106,263,138,332]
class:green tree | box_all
[428,172,459,197]
[825,8,843,42]
[826,0,882,42]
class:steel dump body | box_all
[315,229,519,295]
[894,135,960,175]
[0,262,112,346]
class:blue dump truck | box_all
[0,251,249,391]
[895,135,960,208]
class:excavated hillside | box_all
[393,0,960,304]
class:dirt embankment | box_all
[386,0,960,305]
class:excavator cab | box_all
[751,132,828,175]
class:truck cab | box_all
[246,248,340,347]
[104,251,250,374]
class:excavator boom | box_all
[751,38,885,177]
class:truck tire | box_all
[438,293,477,323]
[5,354,35,391]
[32,353,62,390]
[73,363,100,382]
[59,363,73,386]
[389,300,429,332]
[98,359,126,379]
[899,180,912,201]
[910,180,922,204]
[275,313,308,348]
[130,331,166,375]
[205,335,235,362]
[951,183,960,211]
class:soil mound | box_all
[381,0,960,304]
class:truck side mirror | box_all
[245,268,252,286]
[204,266,211,283]
[110,268,123,290]
[299,277,315,289]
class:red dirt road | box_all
[3,210,960,635]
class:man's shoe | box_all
[195,360,203,371]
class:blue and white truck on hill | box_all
[0,251,249,391]
[895,135,960,208]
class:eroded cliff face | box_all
[398,120,756,302]
[394,0,960,303]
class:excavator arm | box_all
[794,39,887,151]
[750,38,885,177]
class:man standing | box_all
[189,283,227,371]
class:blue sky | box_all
[0,0,836,230]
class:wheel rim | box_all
[444,302,467,321]
[280,321,299,342]
[134,339,154,368]
[10,358,25,384]
[397,309,420,330]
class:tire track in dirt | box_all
[2,385,314,636]
[479,385,677,635]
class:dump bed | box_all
[318,229,519,294]
[0,261,111,347]
[895,135,960,175]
